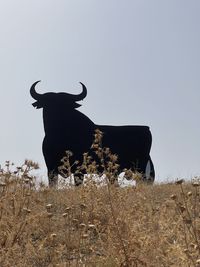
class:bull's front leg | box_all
[74,172,84,186]
[48,170,58,187]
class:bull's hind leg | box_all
[48,170,58,187]
[131,156,155,184]
[149,157,155,181]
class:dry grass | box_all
[0,132,200,266]
[0,160,200,267]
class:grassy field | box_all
[0,160,200,267]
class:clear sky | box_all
[0,0,200,182]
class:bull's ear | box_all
[74,102,81,108]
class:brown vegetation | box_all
[0,159,200,266]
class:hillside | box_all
[0,160,200,266]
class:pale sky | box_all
[0,0,200,182]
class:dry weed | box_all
[0,135,200,266]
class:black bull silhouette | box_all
[30,81,155,186]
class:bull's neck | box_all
[42,108,94,135]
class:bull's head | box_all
[30,81,87,109]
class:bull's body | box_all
[30,81,155,186]
[97,124,153,172]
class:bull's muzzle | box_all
[32,101,43,109]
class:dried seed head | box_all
[187,191,192,197]
[192,182,200,187]
[179,206,186,213]
[170,194,177,200]
[50,233,57,238]
[79,223,86,228]
[47,212,53,218]
[104,148,110,155]
[65,207,71,212]
[65,150,73,157]
[175,179,184,185]
[82,234,89,239]
[80,203,87,209]
[91,144,99,149]
[110,154,118,162]
[46,204,53,210]
[95,129,103,134]
[189,243,197,250]
[62,213,68,217]
[124,169,133,180]
[24,159,39,169]
[23,208,31,213]
[88,224,96,229]
[196,259,200,266]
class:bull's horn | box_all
[30,80,42,100]
[73,82,87,101]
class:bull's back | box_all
[96,125,152,157]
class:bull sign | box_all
[30,81,155,187]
